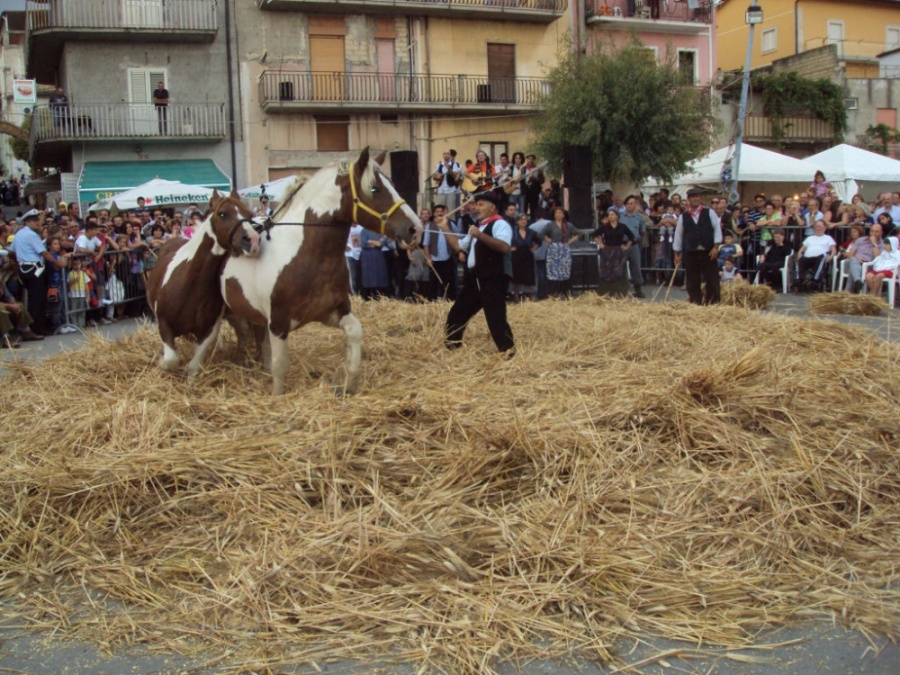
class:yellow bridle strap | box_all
[349,161,406,235]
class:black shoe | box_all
[853,280,863,294]
[20,331,44,342]
[633,286,646,299]
[2,335,20,349]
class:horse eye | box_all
[218,212,226,218]
[370,187,379,194]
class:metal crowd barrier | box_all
[51,247,157,334]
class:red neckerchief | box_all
[479,214,503,230]
[687,204,704,221]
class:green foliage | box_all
[864,123,900,155]
[750,71,847,144]
[10,113,31,164]
[530,40,716,184]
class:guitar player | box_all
[431,149,461,212]
[461,150,495,197]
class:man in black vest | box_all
[673,187,723,305]
[437,191,515,354]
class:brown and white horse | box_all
[221,147,422,395]
[146,191,261,376]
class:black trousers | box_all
[429,258,457,300]
[684,249,720,305]
[446,272,514,352]
[20,267,47,334]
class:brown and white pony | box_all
[146,191,261,376]
[220,147,422,395]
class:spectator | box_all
[509,213,537,302]
[864,235,900,296]
[345,224,363,295]
[808,170,833,199]
[757,228,793,291]
[875,210,897,239]
[717,231,742,269]
[544,207,580,298]
[424,204,456,301]
[873,192,900,224]
[719,258,743,283]
[0,275,43,348]
[67,256,94,328]
[256,196,272,217]
[592,209,636,296]
[49,87,69,132]
[619,195,646,297]
[795,220,837,291]
[183,211,201,239]
[153,80,169,134]
[801,197,825,237]
[45,237,70,332]
[403,243,429,300]
[654,204,677,284]
[359,228,390,300]
[840,223,878,293]
[756,200,782,247]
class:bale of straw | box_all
[1,296,899,673]
[720,281,777,310]
[809,291,889,316]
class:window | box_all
[315,115,349,152]
[761,27,777,54]
[826,21,844,57]
[479,142,507,165]
[127,68,167,135]
[887,26,900,50]
[677,49,698,86]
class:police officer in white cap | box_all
[10,209,69,337]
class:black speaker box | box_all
[566,185,594,232]
[563,145,592,187]
[389,150,420,211]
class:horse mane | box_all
[271,175,310,220]
[334,155,377,194]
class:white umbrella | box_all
[238,175,299,202]
[89,178,216,213]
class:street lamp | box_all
[728,1,763,206]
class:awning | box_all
[78,159,231,204]
[23,173,62,197]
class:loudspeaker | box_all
[390,150,419,211]
[566,185,593,231]
[563,145,592,187]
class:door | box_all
[487,43,515,103]
[377,39,396,102]
[128,68,166,135]
[826,21,844,57]
[310,36,346,102]
[122,0,163,28]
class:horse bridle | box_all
[349,161,406,235]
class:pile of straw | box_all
[720,281,776,310]
[1,296,899,673]
[809,291,890,316]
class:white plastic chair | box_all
[861,261,900,306]
[753,254,792,293]
[832,257,851,292]
[612,6,622,16]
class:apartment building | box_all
[24,0,239,206]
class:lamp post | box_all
[729,2,764,205]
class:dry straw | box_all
[720,281,776,310]
[1,296,899,673]
[809,291,889,316]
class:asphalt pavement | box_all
[2,287,899,674]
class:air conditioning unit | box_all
[844,98,859,110]
[476,84,492,103]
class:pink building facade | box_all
[584,0,717,87]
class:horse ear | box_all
[229,186,240,199]
[374,150,387,166]
[356,146,371,170]
[210,189,220,207]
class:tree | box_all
[531,41,716,185]
[9,113,31,165]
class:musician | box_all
[461,150,494,197]
[432,149,461,212]
[494,153,512,201]
[508,152,527,215]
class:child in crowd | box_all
[717,231,743,269]
[404,244,429,300]
[654,205,677,283]
[46,237,69,333]
[720,258,743,283]
[67,256,95,328]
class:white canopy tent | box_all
[645,144,821,202]
[805,144,900,201]
[238,175,299,202]
[88,178,216,213]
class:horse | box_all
[220,147,422,395]
[146,190,261,376]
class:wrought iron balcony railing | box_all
[587,0,712,33]
[744,115,834,143]
[259,71,550,112]
[256,0,566,23]
[26,0,218,32]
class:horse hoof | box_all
[159,358,180,373]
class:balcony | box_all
[259,71,550,114]
[256,0,567,24]
[744,115,834,145]
[26,0,218,81]
[586,0,712,34]
[29,102,227,168]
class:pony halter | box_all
[349,161,406,234]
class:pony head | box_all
[207,190,261,257]
[346,147,422,246]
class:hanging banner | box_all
[13,79,36,104]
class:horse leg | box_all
[186,318,222,379]
[334,312,363,395]
[261,329,272,372]
[224,313,250,355]
[158,322,180,372]
[269,329,289,395]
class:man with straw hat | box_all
[436,191,515,355]
[673,188,723,306]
